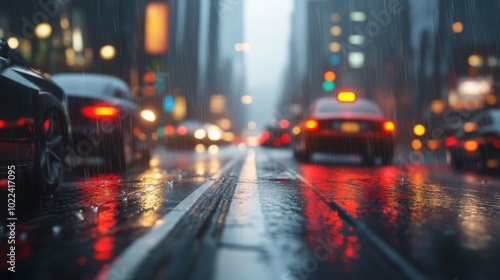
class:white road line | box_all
[284,165,427,280]
[97,157,241,280]
[214,149,287,280]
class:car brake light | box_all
[81,105,119,118]
[489,136,500,149]
[383,121,395,133]
[463,140,478,152]
[337,91,356,102]
[305,120,319,131]
[444,136,458,148]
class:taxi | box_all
[292,92,395,165]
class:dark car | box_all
[0,39,71,196]
[292,92,395,165]
[52,73,152,171]
[259,122,291,148]
[445,108,500,172]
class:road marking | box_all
[282,164,427,280]
[214,149,287,280]
[97,156,241,280]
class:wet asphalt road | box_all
[1,145,500,280]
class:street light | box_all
[100,45,116,60]
[241,95,253,105]
[35,23,52,39]
[7,37,19,49]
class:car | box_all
[51,73,152,171]
[0,39,71,196]
[292,92,396,165]
[445,108,500,172]
[259,125,291,148]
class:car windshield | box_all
[315,99,382,115]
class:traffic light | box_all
[322,70,336,92]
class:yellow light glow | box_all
[208,145,219,154]
[60,18,69,29]
[100,45,116,60]
[195,144,205,153]
[337,91,356,102]
[463,122,477,133]
[7,37,19,49]
[468,55,483,67]
[452,21,464,33]
[218,118,232,130]
[140,109,156,122]
[413,124,426,136]
[486,159,498,169]
[329,42,341,53]
[412,139,422,150]
[292,126,301,135]
[151,132,159,141]
[464,140,478,152]
[194,129,206,140]
[222,132,235,142]
[430,100,445,114]
[210,94,226,114]
[208,129,222,141]
[145,2,169,55]
[486,95,497,105]
[330,26,342,36]
[426,140,440,150]
[35,23,52,39]
[173,96,187,121]
[241,95,253,105]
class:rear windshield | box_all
[315,99,382,115]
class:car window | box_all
[315,99,382,115]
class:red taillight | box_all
[305,120,319,132]
[81,105,119,118]
[177,125,187,136]
[0,120,6,129]
[382,121,395,133]
[488,136,500,149]
[281,133,291,144]
[444,136,458,148]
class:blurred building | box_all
[0,0,246,134]
[280,0,411,139]
[409,0,500,117]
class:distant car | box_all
[445,108,500,172]
[259,125,291,148]
[292,92,395,165]
[0,39,71,195]
[167,120,225,149]
[52,74,152,171]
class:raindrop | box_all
[121,190,126,195]
[177,174,183,180]
[147,184,155,189]
[123,196,128,202]
[135,192,143,197]
[91,205,99,213]
[52,225,62,236]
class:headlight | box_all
[140,109,156,122]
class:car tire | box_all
[33,110,67,196]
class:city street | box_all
[2,146,500,280]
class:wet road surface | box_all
[1,146,500,279]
